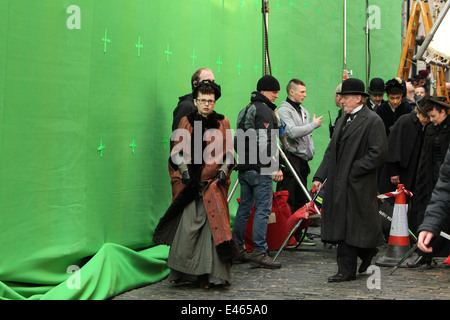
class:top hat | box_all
[257,75,280,92]
[337,78,369,97]
[193,80,222,100]
[367,78,385,95]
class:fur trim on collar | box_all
[187,111,225,129]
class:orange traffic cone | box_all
[376,184,415,267]
[444,255,450,266]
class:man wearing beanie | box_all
[232,75,284,269]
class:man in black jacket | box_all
[232,75,283,269]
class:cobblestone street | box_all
[113,227,450,301]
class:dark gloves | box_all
[215,170,227,185]
[182,169,227,185]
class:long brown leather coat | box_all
[154,111,236,261]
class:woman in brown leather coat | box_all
[153,81,236,288]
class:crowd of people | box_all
[153,67,450,288]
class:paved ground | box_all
[113,227,450,303]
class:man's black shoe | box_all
[328,273,356,282]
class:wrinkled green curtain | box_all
[0,0,402,299]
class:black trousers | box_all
[276,152,310,214]
[336,241,377,276]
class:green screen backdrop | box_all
[0,0,402,299]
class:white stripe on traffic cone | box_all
[376,184,415,267]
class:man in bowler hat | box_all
[313,78,388,282]
[366,78,385,112]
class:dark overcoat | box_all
[314,105,388,248]
[378,111,427,194]
[376,101,413,136]
[413,116,450,214]
[417,145,450,237]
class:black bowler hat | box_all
[367,78,385,95]
[337,78,369,97]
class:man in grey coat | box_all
[276,79,322,214]
[313,78,388,282]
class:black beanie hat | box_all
[257,75,280,92]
